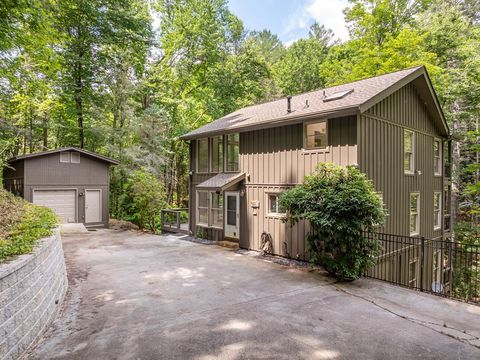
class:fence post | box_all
[176,211,181,230]
[420,237,425,292]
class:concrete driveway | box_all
[29,229,480,360]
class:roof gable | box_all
[181,66,449,139]
[9,147,119,165]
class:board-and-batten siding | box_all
[240,116,357,259]
[359,83,444,239]
[188,116,357,257]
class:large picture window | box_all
[211,136,224,173]
[409,193,420,236]
[226,133,239,171]
[305,120,328,149]
[434,139,442,176]
[196,191,209,226]
[197,138,209,173]
[404,129,415,174]
[433,192,441,230]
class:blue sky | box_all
[228,0,350,46]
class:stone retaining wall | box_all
[0,229,67,360]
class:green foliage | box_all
[280,163,386,279]
[452,222,480,300]
[121,170,167,232]
[272,38,328,95]
[0,191,58,262]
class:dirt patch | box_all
[109,219,139,231]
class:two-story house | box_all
[181,66,451,261]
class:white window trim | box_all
[409,192,420,236]
[70,152,80,163]
[60,152,70,163]
[434,138,442,176]
[196,138,209,174]
[266,192,285,218]
[433,191,442,230]
[210,192,224,229]
[404,129,415,175]
[303,119,329,151]
[196,190,209,227]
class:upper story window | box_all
[304,120,328,149]
[211,136,224,173]
[433,139,442,176]
[433,192,441,230]
[197,138,209,173]
[409,192,420,236]
[226,133,239,172]
[404,129,415,174]
[60,151,80,163]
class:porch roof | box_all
[196,172,245,191]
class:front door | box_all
[224,191,240,239]
[85,189,101,223]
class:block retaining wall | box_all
[0,229,67,360]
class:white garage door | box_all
[33,189,76,223]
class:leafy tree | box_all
[247,29,285,64]
[309,22,338,47]
[121,170,167,232]
[272,38,328,95]
[280,163,386,280]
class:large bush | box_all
[280,163,386,280]
[121,170,167,232]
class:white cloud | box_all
[306,0,350,41]
[283,0,350,43]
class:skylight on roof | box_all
[323,89,354,102]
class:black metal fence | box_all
[364,232,480,304]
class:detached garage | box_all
[3,147,118,228]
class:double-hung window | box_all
[211,192,223,228]
[196,191,209,226]
[433,139,442,176]
[404,130,415,174]
[197,138,209,173]
[226,133,239,171]
[196,191,224,228]
[304,120,328,149]
[409,193,420,236]
[433,192,441,230]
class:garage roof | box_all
[9,147,119,165]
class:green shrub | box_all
[121,170,167,232]
[280,163,386,280]
[0,203,58,262]
[452,222,480,300]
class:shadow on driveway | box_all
[29,229,480,359]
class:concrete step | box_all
[217,240,239,249]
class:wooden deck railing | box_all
[161,208,189,234]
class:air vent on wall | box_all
[323,89,354,102]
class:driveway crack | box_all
[331,283,480,350]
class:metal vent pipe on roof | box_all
[287,96,292,113]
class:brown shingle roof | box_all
[196,172,245,190]
[182,66,447,139]
[9,147,119,165]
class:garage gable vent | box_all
[71,152,80,163]
[60,152,70,163]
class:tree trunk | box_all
[74,60,84,148]
[42,113,48,150]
